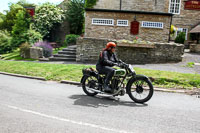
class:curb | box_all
[154,88,185,93]
[61,80,81,86]
[0,72,46,81]
[0,72,189,94]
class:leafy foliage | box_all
[175,32,186,44]
[16,0,35,7]
[34,41,53,57]
[24,29,43,45]
[33,3,65,39]
[64,34,79,46]
[11,9,31,47]
[0,30,12,54]
[19,42,31,58]
[85,0,98,8]
[65,0,84,35]
[0,4,23,32]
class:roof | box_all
[190,25,200,33]
[85,8,174,16]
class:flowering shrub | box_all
[34,41,53,58]
[117,37,153,45]
[33,3,65,38]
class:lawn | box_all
[0,46,66,61]
[0,60,199,89]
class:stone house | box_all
[84,8,173,42]
[85,0,200,42]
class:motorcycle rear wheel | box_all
[127,77,154,103]
[82,75,98,96]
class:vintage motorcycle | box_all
[81,61,154,103]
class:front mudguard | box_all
[126,74,151,94]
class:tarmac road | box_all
[0,74,199,133]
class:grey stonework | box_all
[30,47,43,59]
[76,37,184,64]
[190,44,200,53]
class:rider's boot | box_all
[103,83,112,92]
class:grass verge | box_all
[0,60,199,89]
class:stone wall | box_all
[93,0,200,41]
[190,44,200,53]
[76,37,184,64]
[94,0,168,12]
[85,10,171,42]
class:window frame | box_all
[168,0,182,14]
[141,21,164,29]
[92,18,114,26]
[117,20,129,26]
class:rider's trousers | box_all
[96,66,115,85]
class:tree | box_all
[16,0,35,7]
[11,9,31,47]
[0,4,23,32]
[65,0,84,35]
[85,0,98,8]
[33,3,65,39]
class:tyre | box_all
[127,77,154,103]
[82,75,98,96]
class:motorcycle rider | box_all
[96,42,119,92]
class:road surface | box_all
[0,74,199,133]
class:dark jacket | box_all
[96,50,118,68]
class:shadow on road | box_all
[69,94,148,108]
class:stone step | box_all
[53,54,76,58]
[62,49,76,52]
[67,45,77,48]
[49,57,76,61]
[58,51,76,55]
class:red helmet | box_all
[106,42,116,49]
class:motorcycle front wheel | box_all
[127,77,154,103]
[82,75,99,96]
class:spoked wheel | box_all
[127,77,154,103]
[82,75,99,96]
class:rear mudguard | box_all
[80,71,98,84]
[126,74,151,93]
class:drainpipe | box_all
[168,15,173,43]
[120,0,122,10]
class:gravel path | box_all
[134,52,200,74]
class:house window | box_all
[141,21,164,29]
[176,28,188,40]
[117,20,129,26]
[169,0,181,14]
[92,18,114,26]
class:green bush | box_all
[175,32,185,44]
[0,30,12,54]
[11,9,31,48]
[64,34,79,46]
[24,29,43,45]
[65,0,84,35]
[19,42,31,58]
